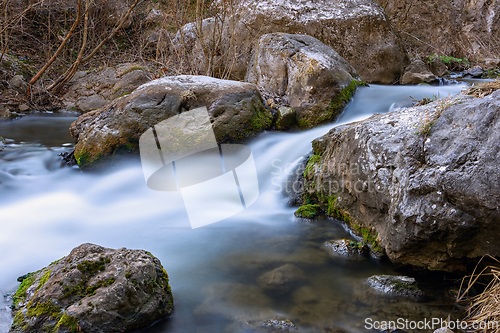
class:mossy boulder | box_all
[9,243,173,333]
[294,204,322,219]
[301,91,500,271]
[246,33,364,129]
[69,75,272,169]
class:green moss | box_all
[303,154,322,178]
[326,196,337,216]
[55,313,80,333]
[12,311,26,329]
[298,80,365,128]
[125,273,132,279]
[13,274,36,307]
[63,257,112,299]
[36,270,52,292]
[249,106,273,132]
[294,204,322,218]
[76,258,108,274]
[26,299,61,319]
[160,268,174,312]
[483,69,499,78]
[50,257,65,266]
[74,146,92,166]
[115,92,130,99]
[121,66,145,76]
[352,225,383,252]
[392,280,413,292]
[328,80,365,115]
[427,54,469,66]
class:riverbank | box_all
[0,83,475,332]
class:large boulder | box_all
[10,243,173,333]
[379,0,500,60]
[246,33,363,129]
[70,75,272,168]
[300,90,500,271]
[175,0,408,84]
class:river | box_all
[0,83,470,332]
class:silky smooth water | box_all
[0,84,468,333]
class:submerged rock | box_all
[366,275,425,298]
[301,90,500,271]
[70,75,272,169]
[257,264,305,294]
[9,243,173,333]
[194,282,273,320]
[401,59,438,85]
[234,316,300,332]
[175,0,408,84]
[246,33,363,129]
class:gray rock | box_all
[429,58,448,77]
[70,70,87,83]
[291,286,319,304]
[175,0,408,84]
[111,69,150,100]
[63,63,151,113]
[366,275,425,298]
[401,59,438,84]
[9,243,173,333]
[238,316,300,332]
[143,29,172,56]
[323,239,369,260]
[8,75,26,93]
[17,104,29,112]
[76,95,109,113]
[302,90,500,271]
[464,66,484,78]
[246,33,362,129]
[276,106,296,131]
[257,264,305,294]
[70,75,272,168]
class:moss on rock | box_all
[294,204,322,218]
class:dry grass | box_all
[411,94,439,106]
[415,96,458,137]
[457,256,500,332]
[466,80,500,98]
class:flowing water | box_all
[0,83,470,333]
